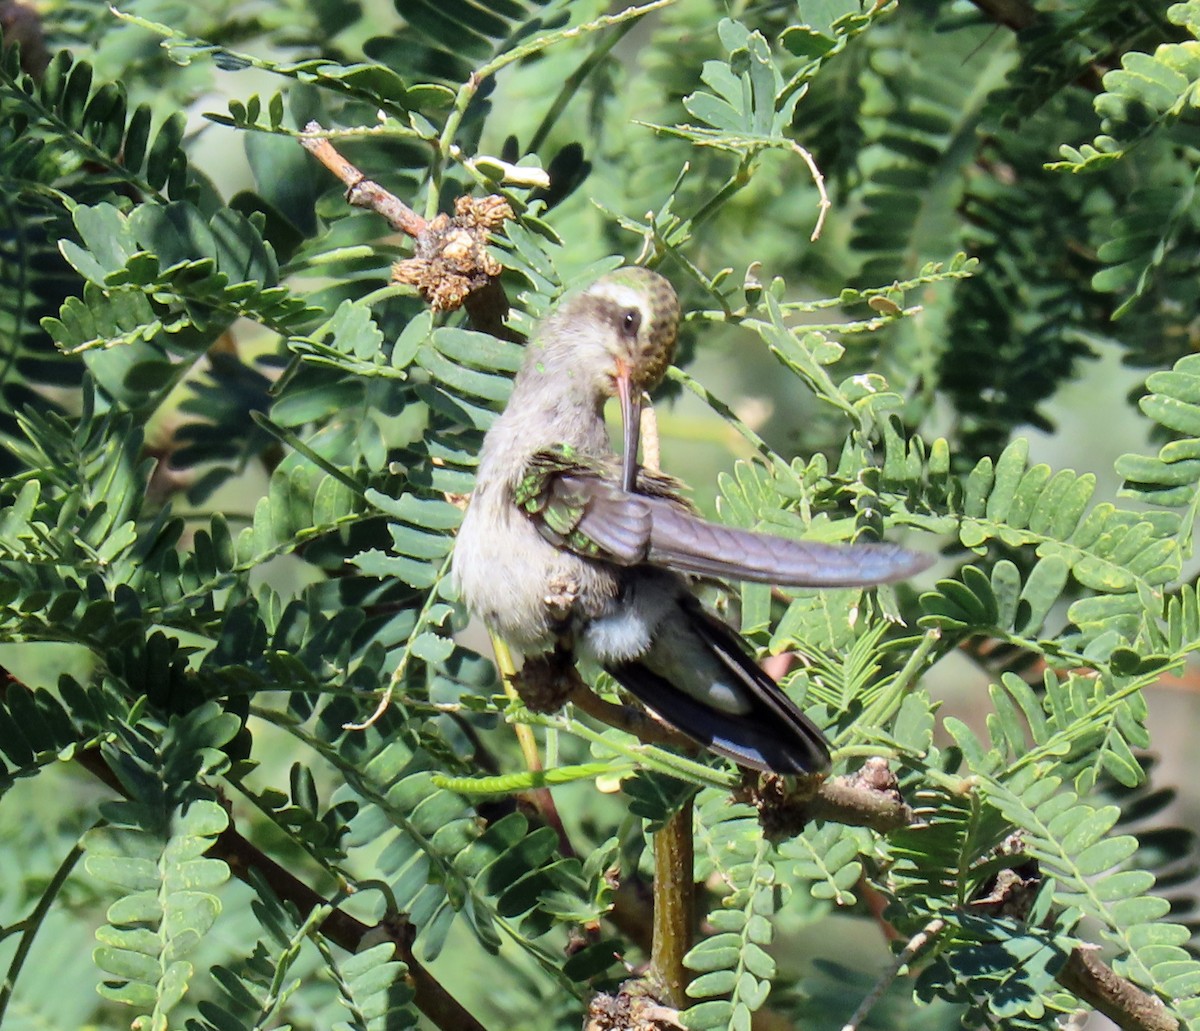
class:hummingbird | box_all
[452,268,931,773]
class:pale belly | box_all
[451,481,617,652]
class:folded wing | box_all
[519,449,932,586]
[640,496,933,585]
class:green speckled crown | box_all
[599,267,680,388]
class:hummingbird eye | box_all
[620,309,642,337]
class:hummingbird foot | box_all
[543,574,579,624]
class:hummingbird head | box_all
[581,266,681,392]
[561,267,680,491]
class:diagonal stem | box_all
[0,839,86,1024]
[491,630,576,857]
[528,18,639,153]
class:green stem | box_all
[489,631,544,771]
[343,552,454,731]
[688,155,754,231]
[429,0,676,219]
[357,282,417,309]
[251,412,367,496]
[0,840,86,1024]
[845,629,941,745]
[487,632,576,856]
[665,365,792,477]
[518,708,738,789]
[650,796,695,1007]
[528,18,638,153]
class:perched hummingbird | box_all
[452,268,930,773]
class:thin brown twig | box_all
[845,894,1182,1031]
[841,918,946,1031]
[807,770,914,831]
[792,140,831,242]
[299,122,428,237]
[299,123,516,321]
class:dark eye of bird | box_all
[621,309,641,337]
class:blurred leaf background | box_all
[1,0,1200,1028]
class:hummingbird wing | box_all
[640,497,934,585]
[515,446,693,564]
[516,447,932,587]
[606,594,832,773]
